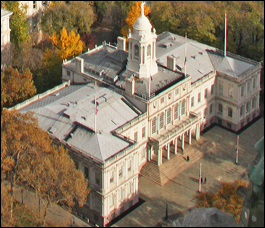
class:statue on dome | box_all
[141,2,145,16]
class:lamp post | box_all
[199,163,202,192]
[236,135,239,164]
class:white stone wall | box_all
[1,12,12,49]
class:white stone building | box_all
[1,8,13,50]
[13,3,262,227]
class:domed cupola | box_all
[133,3,152,32]
[126,2,158,79]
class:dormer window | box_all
[134,45,139,58]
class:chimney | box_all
[167,55,176,71]
[75,57,84,74]
[117,36,126,51]
[125,77,135,95]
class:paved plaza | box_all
[112,117,264,227]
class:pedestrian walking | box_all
[204,177,207,184]
[187,155,189,161]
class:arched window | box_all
[147,44,151,56]
[134,45,139,58]
[167,108,171,125]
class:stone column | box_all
[196,123,200,140]
[182,133,185,151]
[167,143,170,160]
[157,147,160,166]
[189,128,192,145]
[174,137,178,154]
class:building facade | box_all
[13,3,262,227]
[1,8,13,50]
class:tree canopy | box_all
[50,27,84,60]
[41,1,96,37]
[1,67,36,110]
[1,109,90,226]
[195,180,248,223]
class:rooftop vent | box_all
[54,92,60,96]
[198,51,203,55]
[191,55,196,59]
[67,102,70,106]
[70,133,74,137]
[81,116,87,120]
[49,126,56,134]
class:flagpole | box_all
[94,81,97,133]
[184,32,187,77]
[224,11,227,57]
[236,135,239,164]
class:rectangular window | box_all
[152,118,156,134]
[142,127,146,138]
[174,103,179,120]
[67,70,70,77]
[241,85,244,97]
[219,83,223,95]
[119,188,123,201]
[127,183,131,195]
[247,81,251,93]
[246,102,250,113]
[167,108,172,125]
[119,165,123,178]
[227,123,232,129]
[228,86,233,99]
[127,159,131,172]
[210,104,213,114]
[211,84,214,95]
[134,131,138,142]
[240,106,244,117]
[160,112,164,129]
[252,97,256,109]
[141,148,145,160]
[204,88,208,99]
[191,97,194,107]
[228,108,233,118]
[218,103,223,114]
[198,92,201,103]
[160,97,164,104]
[204,108,207,118]
[95,172,100,186]
[33,1,36,9]
[175,88,179,95]
[253,77,256,89]
[110,170,114,183]
[84,166,89,180]
[74,160,79,169]
[110,194,114,207]
[181,99,186,116]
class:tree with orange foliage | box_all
[1,109,90,226]
[50,27,84,60]
[121,1,151,38]
[195,180,248,223]
[1,67,36,110]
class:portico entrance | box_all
[148,112,200,166]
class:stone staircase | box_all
[140,137,211,186]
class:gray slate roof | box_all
[19,83,139,162]
[156,31,257,82]
[172,207,238,227]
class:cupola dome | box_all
[132,2,152,31]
